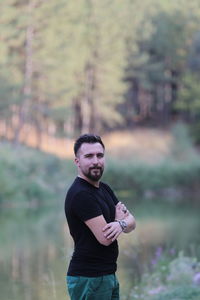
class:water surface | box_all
[1,200,199,300]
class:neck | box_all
[78,175,100,188]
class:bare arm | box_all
[103,202,136,239]
[85,215,122,246]
[85,202,136,245]
[121,213,136,233]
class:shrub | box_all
[103,157,200,201]
[129,252,200,300]
[0,142,75,208]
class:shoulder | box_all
[66,177,92,197]
[67,179,98,204]
[101,182,115,194]
[66,186,95,204]
[100,181,119,204]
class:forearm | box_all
[102,214,136,242]
[102,203,136,242]
[122,213,136,233]
[115,202,136,233]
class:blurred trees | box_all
[124,1,200,127]
[1,0,200,143]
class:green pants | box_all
[66,274,120,300]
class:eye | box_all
[97,153,104,158]
[85,154,93,158]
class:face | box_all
[75,142,105,182]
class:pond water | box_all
[1,200,200,300]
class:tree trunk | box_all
[73,96,83,135]
[14,0,35,145]
[81,62,97,134]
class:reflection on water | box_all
[0,209,71,300]
[0,201,200,300]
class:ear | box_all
[74,157,79,166]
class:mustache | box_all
[89,166,102,170]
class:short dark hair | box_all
[74,134,105,156]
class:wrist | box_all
[115,219,127,232]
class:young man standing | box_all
[65,134,136,300]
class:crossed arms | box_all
[85,202,136,246]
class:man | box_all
[65,134,136,300]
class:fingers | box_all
[122,205,128,213]
[115,202,129,222]
[105,228,118,239]
[102,223,110,232]
[115,203,121,213]
[103,222,122,241]
[116,202,127,213]
[109,230,121,242]
[124,210,129,217]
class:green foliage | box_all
[167,252,198,285]
[0,142,75,208]
[123,0,200,126]
[1,0,200,136]
[1,120,200,208]
[170,122,197,157]
[175,70,200,144]
[103,124,200,200]
[130,252,200,300]
[176,73,200,114]
[104,157,200,200]
[153,286,200,300]
[190,122,200,145]
[0,0,26,123]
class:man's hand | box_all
[115,202,136,234]
[102,221,123,242]
[101,202,136,244]
[115,202,129,220]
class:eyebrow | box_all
[84,152,104,156]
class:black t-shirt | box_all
[64,177,119,277]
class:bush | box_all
[129,252,200,300]
[190,122,200,145]
[0,142,75,208]
[103,123,200,201]
[103,157,200,201]
[153,285,200,300]
[1,124,200,208]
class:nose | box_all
[92,155,99,164]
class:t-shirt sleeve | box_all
[103,183,119,205]
[72,191,102,221]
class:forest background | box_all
[1,0,200,142]
[1,1,200,300]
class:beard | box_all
[83,166,104,182]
